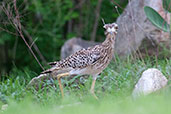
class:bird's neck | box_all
[102,33,116,49]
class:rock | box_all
[132,68,168,98]
[1,104,8,112]
[115,0,171,57]
[61,37,99,59]
[61,0,170,59]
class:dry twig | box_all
[0,0,45,70]
[13,0,45,70]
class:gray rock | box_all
[132,68,168,98]
[60,0,170,59]
[1,104,8,112]
[115,0,170,56]
[61,37,99,59]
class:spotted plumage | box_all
[42,23,118,99]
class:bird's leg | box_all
[90,75,98,99]
[54,72,70,98]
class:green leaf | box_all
[71,12,79,18]
[144,6,170,32]
[163,0,171,12]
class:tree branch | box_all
[13,0,44,70]
[90,0,103,41]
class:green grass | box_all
[2,94,171,114]
[0,57,171,114]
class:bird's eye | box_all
[115,26,118,30]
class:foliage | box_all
[163,0,171,12]
[0,57,170,102]
[0,1,170,113]
[0,57,171,113]
[2,95,171,114]
[144,0,171,32]
[0,0,127,75]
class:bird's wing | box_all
[48,47,102,69]
[87,49,102,64]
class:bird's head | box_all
[103,23,118,35]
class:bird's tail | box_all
[41,67,59,74]
[41,69,52,74]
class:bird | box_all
[42,22,118,99]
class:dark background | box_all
[0,0,128,76]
